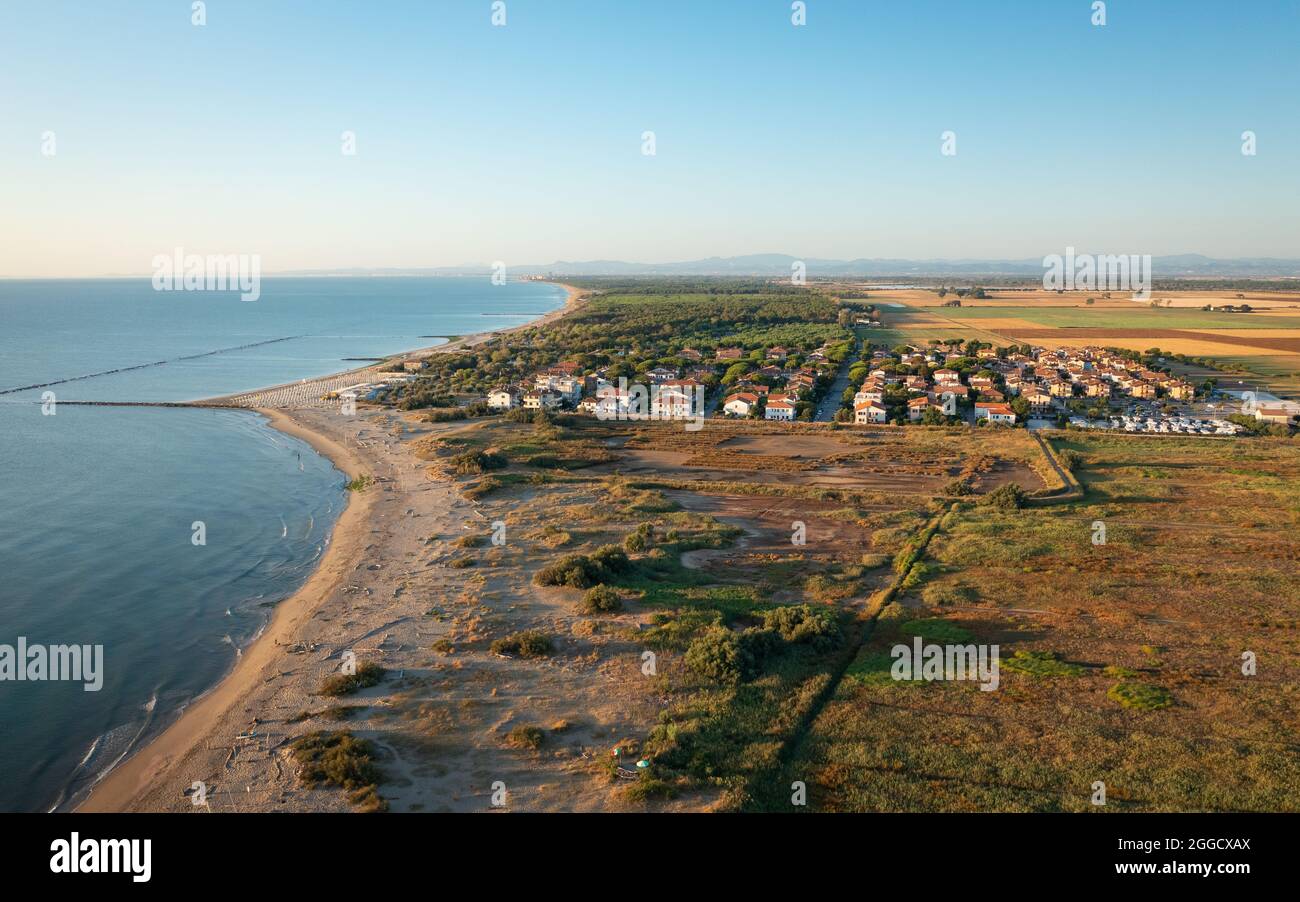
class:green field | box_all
[937,306,1300,331]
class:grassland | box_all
[767,431,1300,812]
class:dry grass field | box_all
[765,431,1300,812]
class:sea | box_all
[0,276,565,812]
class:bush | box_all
[1108,681,1172,710]
[623,522,656,553]
[448,556,476,568]
[505,725,546,750]
[684,627,778,685]
[452,448,507,475]
[942,478,974,497]
[534,544,632,589]
[760,604,840,650]
[319,661,385,697]
[987,482,1026,510]
[583,584,622,614]
[1001,650,1085,677]
[490,630,555,658]
[291,731,384,794]
[921,583,977,607]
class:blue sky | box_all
[2,0,1297,276]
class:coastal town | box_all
[366,337,1295,436]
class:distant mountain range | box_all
[279,253,1300,279]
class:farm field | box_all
[765,432,1300,812]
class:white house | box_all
[764,398,796,421]
[651,381,703,420]
[523,390,562,411]
[724,392,759,417]
[975,402,1016,425]
[855,401,888,424]
[487,387,520,410]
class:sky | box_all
[1,0,1297,277]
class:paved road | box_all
[814,340,860,421]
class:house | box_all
[908,396,934,422]
[1082,378,1111,399]
[652,380,703,419]
[968,374,995,391]
[1022,388,1054,414]
[487,386,520,410]
[715,347,744,361]
[787,374,816,393]
[978,389,1006,403]
[523,390,562,410]
[400,358,425,373]
[679,348,703,362]
[934,369,961,386]
[1256,405,1300,425]
[646,366,680,384]
[723,392,759,417]
[855,387,885,405]
[765,346,789,361]
[855,401,889,424]
[975,402,1016,425]
[764,398,797,421]
[534,372,584,404]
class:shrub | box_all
[1108,681,1172,710]
[534,544,632,589]
[624,522,656,553]
[345,475,373,492]
[535,553,602,589]
[761,604,840,650]
[921,583,977,607]
[1001,650,1085,677]
[589,544,631,575]
[987,482,1026,510]
[684,627,778,685]
[583,584,622,614]
[624,774,678,802]
[291,730,384,793]
[319,661,385,697]
[942,478,974,497]
[490,630,555,658]
[452,449,507,475]
[505,725,546,750]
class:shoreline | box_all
[78,279,584,812]
[79,408,376,812]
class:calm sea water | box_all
[0,276,563,811]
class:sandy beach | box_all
[78,280,641,813]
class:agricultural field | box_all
[767,431,1300,812]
